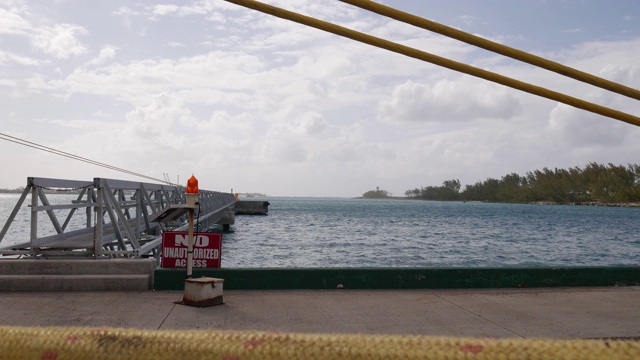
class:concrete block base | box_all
[181,277,224,307]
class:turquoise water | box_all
[222,197,640,268]
[1,194,639,267]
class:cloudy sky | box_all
[1,0,639,197]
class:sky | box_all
[1,0,639,197]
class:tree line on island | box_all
[363,162,640,205]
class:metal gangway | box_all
[0,177,236,258]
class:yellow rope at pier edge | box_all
[224,0,640,128]
[1,326,639,360]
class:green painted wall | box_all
[154,267,640,290]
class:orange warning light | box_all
[186,175,199,194]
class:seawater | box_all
[1,194,639,267]
[0,193,89,246]
[223,197,640,268]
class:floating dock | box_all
[234,200,270,215]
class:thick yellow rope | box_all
[340,0,640,102]
[0,326,638,360]
[225,0,640,128]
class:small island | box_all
[361,186,392,199]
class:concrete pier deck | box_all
[1,286,638,339]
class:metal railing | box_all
[0,177,236,258]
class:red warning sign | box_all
[161,231,222,268]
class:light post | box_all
[181,174,225,307]
[185,174,199,279]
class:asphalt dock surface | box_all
[1,287,638,339]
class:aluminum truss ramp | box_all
[0,177,236,258]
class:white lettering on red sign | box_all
[161,231,222,268]
[174,234,210,247]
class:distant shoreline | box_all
[355,196,640,207]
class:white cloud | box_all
[148,1,221,18]
[0,79,17,87]
[124,93,193,140]
[31,23,88,59]
[259,138,309,164]
[458,15,480,27]
[46,118,115,131]
[86,45,117,66]
[202,111,257,133]
[112,6,140,16]
[379,78,522,123]
[0,3,31,35]
[547,104,629,147]
[151,4,179,17]
[167,41,185,48]
[561,28,584,34]
[49,51,266,106]
[599,64,637,84]
[0,49,40,66]
[117,1,233,21]
[298,111,328,135]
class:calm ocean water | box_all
[1,194,639,267]
[224,197,640,268]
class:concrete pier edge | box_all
[153,266,640,290]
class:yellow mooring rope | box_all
[224,0,640,128]
[340,0,640,102]
[0,326,639,360]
